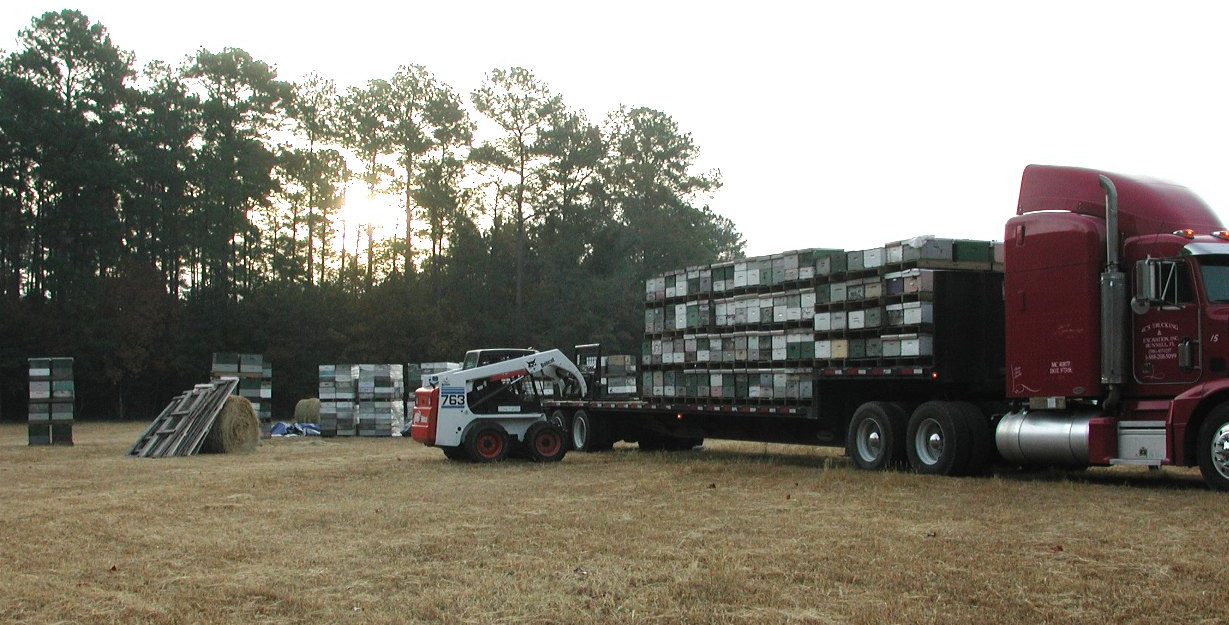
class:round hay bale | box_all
[202,395,259,454]
[294,397,321,424]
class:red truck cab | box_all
[1000,165,1229,487]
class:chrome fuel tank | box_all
[995,409,1099,466]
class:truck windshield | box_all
[1200,259,1229,302]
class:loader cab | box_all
[462,348,536,370]
[460,348,545,414]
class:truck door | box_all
[1133,259,1202,385]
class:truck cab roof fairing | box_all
[1017,165,1223,236]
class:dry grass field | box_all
[2,421,1226,625]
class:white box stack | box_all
[318,364,357,437]
[212,353,272,437]
[417,362,460,388]
[358,364,404,437]
[643,239,999,402]
[601,355,638,397]
[28,357,73,445]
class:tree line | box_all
[0,10,743,420]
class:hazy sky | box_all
[3,1,1228,255]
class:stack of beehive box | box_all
[813,238,1000,364]
[28,357,73,445]
[212,353,273,437]
[642,238,1002,403]
[405,363,423,391]
[580,355,638,398]
[414,362,460,388]
[318,364,357,437]
[602,355,638,397]
[357,364,404,436]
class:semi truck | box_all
[412,164,1229,490]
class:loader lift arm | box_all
[457,348,587,408]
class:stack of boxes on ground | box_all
[211,353,272,437]
[411,362,460,388]
[357,364,404,436]
[581,355,638,398]
[320,364,415,437]
[28,357,73,445]
[641,237,1003,402]
[318,364,357,437]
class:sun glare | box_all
[335,183,404,251]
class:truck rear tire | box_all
[571,409,613,452]
[526,422,567,462]
[1197,404,1229,491]
[847,401,907,470]
[952,401,992,475]
[465,423,510,463]
[906,401,972,476]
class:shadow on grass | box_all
[992,465,1209,491]
[604,444,850,470]
[600,444,1215,492]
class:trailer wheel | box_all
[526,422,567,462]
[571,409,612,452]
[952,402,992,475]
[906,401,972,476]
[440,446,469,462]
[465,423,510,463]
[847,401,907,470]
[1197,404,1229,491]
[548,409,570,433]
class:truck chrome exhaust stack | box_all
[1098,175,1126,410]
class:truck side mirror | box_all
[1132,259,1159,314]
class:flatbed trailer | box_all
[543,266,1005,459]
[543,368,1000,456]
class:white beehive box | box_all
[815,312,831,331]
[863,247,885,269]
[903,301,934,325]
[815,340,831,359]
[900,334,935,357]
[848,310,866,330]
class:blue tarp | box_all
[271,422,321,436]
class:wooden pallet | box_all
[128,378,239,458]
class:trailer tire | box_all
[465,423,510,463]
[571,409,612,452]
[906,401,972,476]
[441,446,469,462]
[847,401,907,470]
[953,402,993,476]
[1197,404,1229,491]
[526,422,567,463]
[548,409,571,434]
